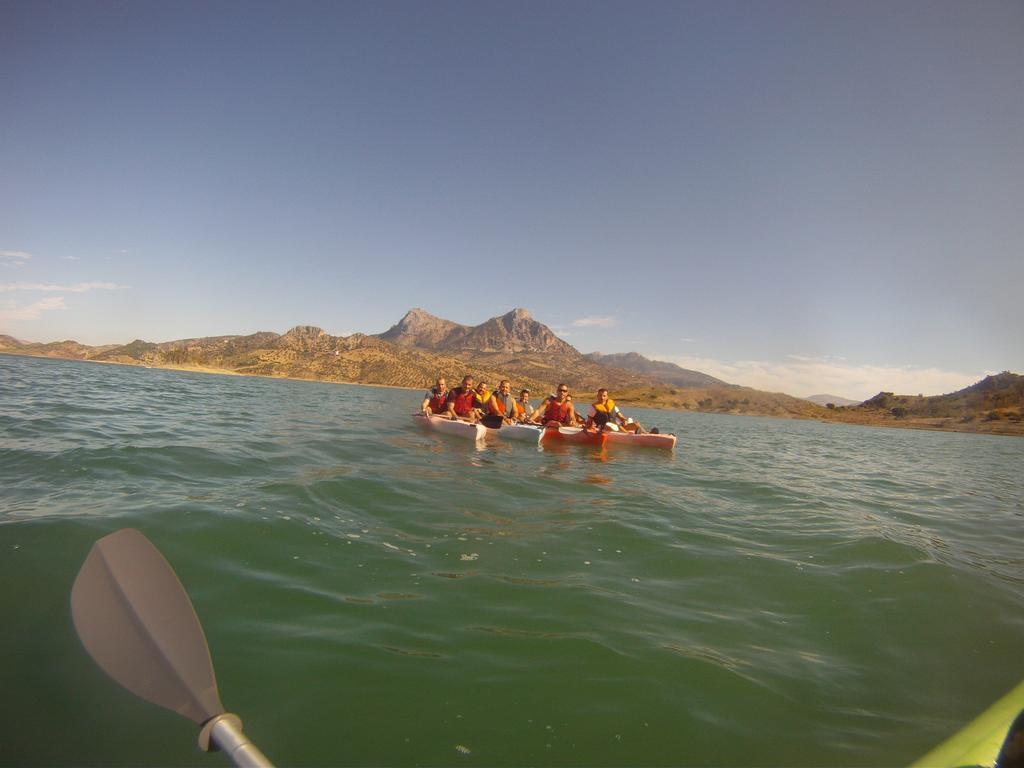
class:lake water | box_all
[1,354,1022,767]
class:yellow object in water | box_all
[911,679,1024,768]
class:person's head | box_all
[499,379,511,394]
[435,377,446,390]
[476,381,489,394]
[597,388,609,402]
[461,375,474,389]
[519,388,530,400]
[556,383,569,399]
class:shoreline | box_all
[2,350,1020,436]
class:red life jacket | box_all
[544,398,571,424]
[451,387,476,417]
[427,388,449,414]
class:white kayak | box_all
[412,413,487,442]
[483,422,544,445]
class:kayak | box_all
[911,678,1024,768]
[484,422,544,445]
[541,426,676,449]
[412,413,486,442]
[604,429,677,449]
[541,426,608,446]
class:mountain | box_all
[805,394,861,407]
[377,308,467,349]
[4,310,1020,434]
[585,351,730,388]
[378,307,576,355]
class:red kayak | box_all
[541,426,608,446]
[541,425,676,450]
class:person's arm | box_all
[446,398,458,420]
[531,399,549,423]
[421,394,431,414]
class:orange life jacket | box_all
[512,401,526,418]
[427,388,449,414]
[544,398,571,424]
[451,388,476,416]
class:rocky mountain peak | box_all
[283,325,326,339]
[503,307,531,322]
[375,307,576,355]
[378,308,465,348]
[280,325,332,352]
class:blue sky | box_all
[2,1,1021,399]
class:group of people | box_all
[421,375,644,433]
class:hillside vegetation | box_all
[820,373,1024,435]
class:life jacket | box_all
[427,388,449,414]
[491,394,512,416]
[592,398,616,425]
[474,391,492,410]
[544,398,571,424]
[451,388,476,416]
[512,400,526,418]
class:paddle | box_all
[71,528,275,768]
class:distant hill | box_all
[0,337,118,359]
[805,394,861,407]
[585,351,731,388]
[378,307,576,355]
[856,373,1024,421]
[822,372,1023,434]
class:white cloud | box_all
[0,281,124,293]
[0,250,32,267]
[572,315,618,328]
[654,352,984,401]
[62,255,81,261]
[0,296,67,321]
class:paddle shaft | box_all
[201,714,275,768]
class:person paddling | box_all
[533,383,576,427]
[446,375,479,422]
[474,382,500,428]
[483,379,517,428]
[585,388,643,433]
[513,388,534,422]
[421,377,450,416]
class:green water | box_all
[1,354,1022,767]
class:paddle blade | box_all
[71,528,225,725]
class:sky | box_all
[2,1,1021,400]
